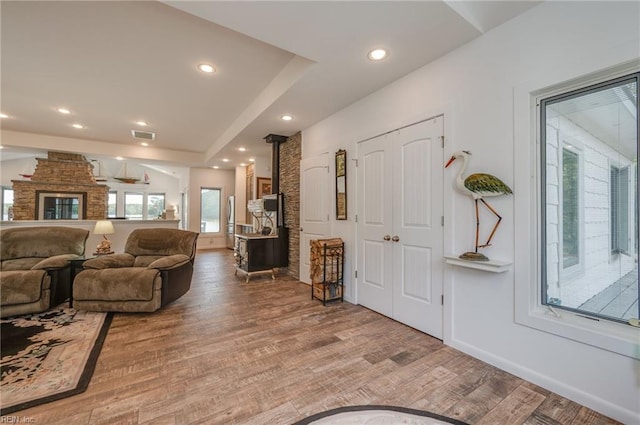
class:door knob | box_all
[392,235,400,242]
[383,235,391,241]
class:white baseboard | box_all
[447,338,638,425]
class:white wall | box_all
[252,154,271,181]
[302,2,639,423]
[189,167,235,249]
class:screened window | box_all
[124,192,143,219]
[147,193,165,219]
[2,187,14,220]
[200,188,221,233]
[107,191,117,218]
[541,73,639,323]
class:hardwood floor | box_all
[10,249,620,425]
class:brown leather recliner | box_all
[73,228,198,313]
[1,226,89,318]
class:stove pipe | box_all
[263,134,288,194]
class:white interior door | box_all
[299,154,330,283]
[357,133,394,316]
[391,119,444,337]
[357,117,444,338]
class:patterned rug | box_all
[0,305,112,415]
[292,406,470,425]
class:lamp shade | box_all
[93,220,115,235]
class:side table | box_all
[69,257,94,307]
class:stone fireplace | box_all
[12,151,109,220]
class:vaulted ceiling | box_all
[0,1,542,169]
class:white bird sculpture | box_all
[445,150,512,261]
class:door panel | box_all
[392,118,443,337]
[357,117,444,338]
[299,154,330,283]
[363,149,386,225]
[401,245,432,302]
[357,134,393,314]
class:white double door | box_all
[357,117,444,338]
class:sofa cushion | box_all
[133,255,164,268]
[0,270,50,305]
[2,258,42,271]
[147,254,191,270]
[31,254,79,270]
[74,268,161,301]
[1,227,89,260]
[125,229,197,258]
[83,253,135,270]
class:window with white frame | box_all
[124,192,144,219]
[107,191,117,218]
[2,187,14,220]
[540,72,639,324]
[147,193,165,219]
[200,188,220,233]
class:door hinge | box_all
[355,214,358,223]
[355,270,358,278]
[441,295,444,305]
[440,136,445,148]
[441,216,444,226]
[354,159,359,167]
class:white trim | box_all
[447,337,640,425]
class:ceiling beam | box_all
[204,55,314,164]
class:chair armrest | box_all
[83,253,135,269]
[31,254,79,271]
[147,254,191,271]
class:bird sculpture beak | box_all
[445,156,456,168]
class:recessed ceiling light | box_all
[212,166,219,169]
[222,158,230,162]
[0,113,8,119]
[368,48,387,61]
[141,142,149,147]
[0,146,4,149]
[135,121,148,126]
[198,63,216,73]
[72,123,84,129]
[249,158,255,162]
[281,114,293,121]
[57,108,71,114]
[240,163,247,167]
[238,147,246,152]
[116,156,124,161]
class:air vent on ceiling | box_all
[131,130,155,140]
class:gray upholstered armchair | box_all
[73,228,198,312]
[1,226,89,318]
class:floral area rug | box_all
[0,305,112,415]
[292,405,470,425]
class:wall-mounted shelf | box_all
[444,254,512,273]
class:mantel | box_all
[444,254,512,273]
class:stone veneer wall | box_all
[279,132,301,278]
[11,151,109,220]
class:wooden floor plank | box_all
[2,249,621,425]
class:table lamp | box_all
[93,220,115,255]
